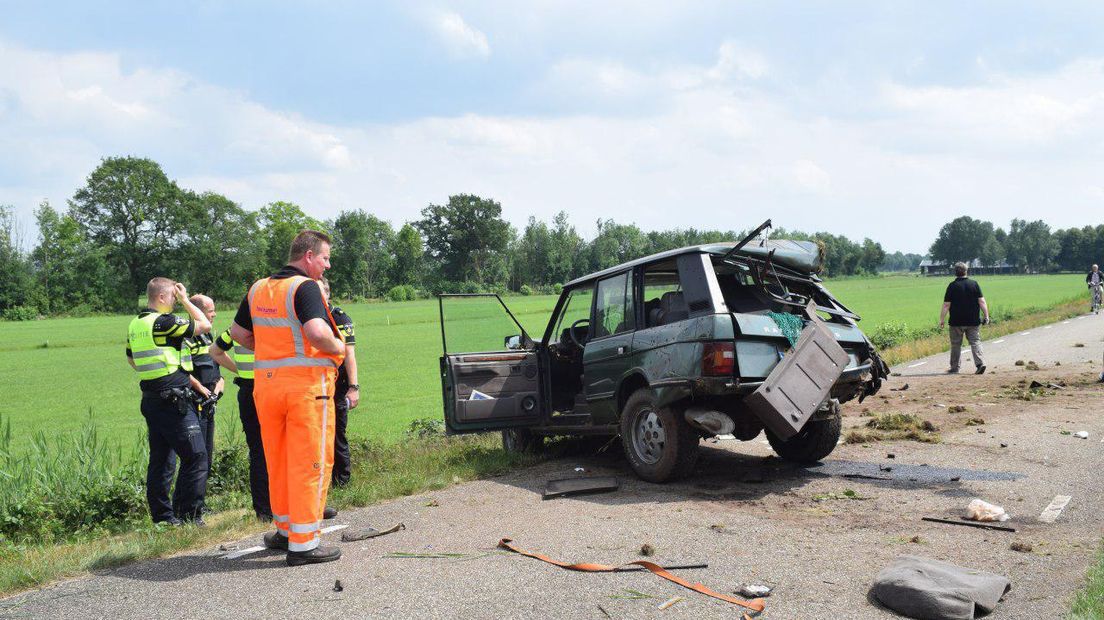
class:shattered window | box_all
[553,284,594,341]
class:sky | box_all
[2,1,1104,253]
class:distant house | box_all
[918,258,1015,276]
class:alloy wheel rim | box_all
[632,408,665,465]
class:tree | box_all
[858,238,886,274]
[31,201,113,313]
[328,210,395,299]
[171,191,267,303]
[1005,218,1059,273]
[978,236,1004,268]
[256,201,325,272]
[69,157,186,309]
[416,194,513,287]
[548,211,583,283]
[0,206,35,312]
[389,223,424,287]
[928,216,996,266]
[586,219,647,271]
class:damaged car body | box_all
[438,220,890,482]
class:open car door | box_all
[439,294,544,434]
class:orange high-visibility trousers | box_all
[254,366,336,552]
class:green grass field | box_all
[0,273,1087,453]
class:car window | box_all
[553,284,595,340]
[642,270,681,327]
[593,272,635,338]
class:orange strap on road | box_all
[497,538,766,614]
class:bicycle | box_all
[1091,284,1102,314]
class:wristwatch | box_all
[348,384,360,390]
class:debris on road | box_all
[966,498,1010,522]
[341,523,405,542]
[609,589,655,600]
[1039,495,1073,523]
[332,579,343,592]
[657,596,684,610]
[1010,541,1033,553]
[735,584,773,598]
[843,473,891,481]
[542,476,619,500]
[597,604,612,618]
[871,555,1011,620]
[496,538,765,614]
[1074,431,1089,439]
[890,383,909,392]
[639,543,655,557]
[921,517,1016,533]
[947,405,967,413]
[1014,360,1025,366]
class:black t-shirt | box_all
[187,332,222,388]
[233,266,336,335]
[944,277,984,326]
[126,309,195,392]
[331,305,356,400]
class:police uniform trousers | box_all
[141,392,208,522]
[332,394,351,486]
[237,378,271,519]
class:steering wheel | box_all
[569,318,590,348]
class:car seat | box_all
[658,291,689,325]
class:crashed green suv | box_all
[438,221,890,482]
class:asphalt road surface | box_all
[3,313,1103,619]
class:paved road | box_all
[3,313,1103,619]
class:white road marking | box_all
[1020,331,1032,336]
[1039,495,1072,523]
[222,545,265,560]
[1044,325,1052,330]
[321,524,349,535]
[908,361,927,368]
[1063,320,1071,324]
[992,339,1005,344]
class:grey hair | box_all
[953,262,968,277]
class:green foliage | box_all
[404,417,445,439]
[1005,218,1059,273]
[329,210,395,298]
[417,194,512,287]
[519,284,533,296]
[869,321,910,349]
[256,201,325,272]
[1,306,38,321]
[929,216,999,266]
[386,284,417,302]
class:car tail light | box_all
[702,341,735,376]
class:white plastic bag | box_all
[966,498,1010,522]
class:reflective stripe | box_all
[272,513,290,523]
[135,361,168,372]
[236,362,254,370]
[290,521,321,534]
[288,538,320,552]
[253,317,298,327]
[233,346,252,355]
[285,280,306,357]
[318,374,328,507]
[254,357,337,369]
[131,349,161,359]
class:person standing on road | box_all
[126,278,212,525]
[210,326,271,521]
[230,230,346,566]
[185,295,224,493]
[1086,264,1102,314]
[939,261,990,375]
[319,277,360,487]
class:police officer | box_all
[126,277,212,525]
[185,295,224,487]
[210,326,271,521]
[319,277,359,486]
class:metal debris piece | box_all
[921,517,1016,532]
[736,584,773,598]
[890,384,909,392]
[342,523,406,542]
[542,476,619,500]
[658,596,684,610]
[333,579,343,592]
[1074,431,1089,439]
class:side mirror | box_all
[504,335,522,350]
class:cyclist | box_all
[1087,264,1103,314]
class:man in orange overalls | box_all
[231,230,346,566]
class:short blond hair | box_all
[288,230,331,262]
[146,277,175,300]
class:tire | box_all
[501,428,542,454]
[765,413,841,463]
[619,388,699,483]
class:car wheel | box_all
[619,388,698,483]
[501,428,542,454]
[765,413,841,463]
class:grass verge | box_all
[0,434,534,597]
[878,297,1088,366]
[844,412,940,444]
[1069,544,1104,619]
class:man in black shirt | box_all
[319,278,360,486]
[126,277,212,525]
[939,262,990,375]
[185,294,225,493]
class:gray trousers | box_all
[949,325,984,371]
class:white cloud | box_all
[430,11,491,59]
[707,40,768,81]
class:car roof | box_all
[564,243,739,288]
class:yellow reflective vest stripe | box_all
[127,313,192,380]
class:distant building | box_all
[918,258,1015,276]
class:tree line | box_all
[1,157,904,318]
[928,215,1101,273]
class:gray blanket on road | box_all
[871,555,1010,619]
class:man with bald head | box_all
[185,294,225,490]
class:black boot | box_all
[323,506,338,520]
[286,545,341,566]
[263,531,289,550]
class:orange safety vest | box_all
[248,275,344,371]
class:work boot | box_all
[323,506,338,520]
[975,365,986,375]
[155,517,183,528]
[286,545,341,567]
[263,531,289,551]
[946,368,959,374]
